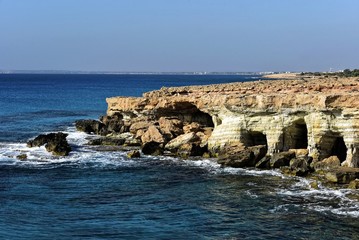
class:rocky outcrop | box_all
[27,132,71,156]
[105,76,359,168]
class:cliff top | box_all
[142,76,359,98]
[107,76,359,114]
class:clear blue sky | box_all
[1,0,358,72]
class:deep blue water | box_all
[1,74,359,239]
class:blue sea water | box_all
[0,74,359,239]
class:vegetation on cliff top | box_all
[301,69,359,77]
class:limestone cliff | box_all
[106,76,359,167]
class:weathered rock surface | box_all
[282,156,313,176]
[313,156,341,171]
[348,179,359,189]
[141,125,165,145]
[27,132,71,156]
[75,120,105,135]
[217,144,267,168]
[142,141,163,155]
[325,167,359,184]
[106,76,359,168]
[127,150,141,158]
[88,137,126,146]
[270,152,295,168]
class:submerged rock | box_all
[16,154,27,160]
[127,150,141,158]
[27,132,71,156]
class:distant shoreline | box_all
[0,70,271,76]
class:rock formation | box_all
[27,132,71,156]
[104,76,359,168]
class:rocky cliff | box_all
[106,76,359,168]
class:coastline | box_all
[71,75,359,188]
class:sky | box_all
[0,0,358,72]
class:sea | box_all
[0,74,359,239]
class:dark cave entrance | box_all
[331,137,347,162]
[247,131,268,147]
[156,101,214,127]
[283,119,308,150]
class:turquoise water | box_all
[0,74,359,239]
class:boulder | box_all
[255,155,271,169]
[217,141,246,160]
[129,121,152,134]
[75,119,105,135]
[313,156,341,171]
[270,151,295,168]
[100,113,126,134]
[127,150,141,158]
[282,156,313,176]
[348,179,359,189]
[135,129,146,140]
[27,132,71,156]
[218,148,254,168]
[158,117,183,138]
[177,143,207,158]
[325,167,359,184]
[217,145,267,168]
[141,125,165,144]
[141,141,163,155]
[165,132,199,151]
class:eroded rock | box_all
[270,151,295,168]
[75,119,105,135]
[127,150,141,158]
[27,132,71,156]
[141,125,165,145]
[142,141,163,155]
[313,156,341,171]
[325,167,359,184]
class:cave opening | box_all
[331,137,347,162]
[156,101,214,128]
[283,119,308,150]
[247,131,268,147]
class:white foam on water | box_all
[276,177,359,217]
[0,127,139,168]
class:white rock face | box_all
[208,108,359,167]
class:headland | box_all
[75,74,359,185]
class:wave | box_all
[1,126,359,217]
[275,177,359,217]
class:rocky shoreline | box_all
[27,75,359,188]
